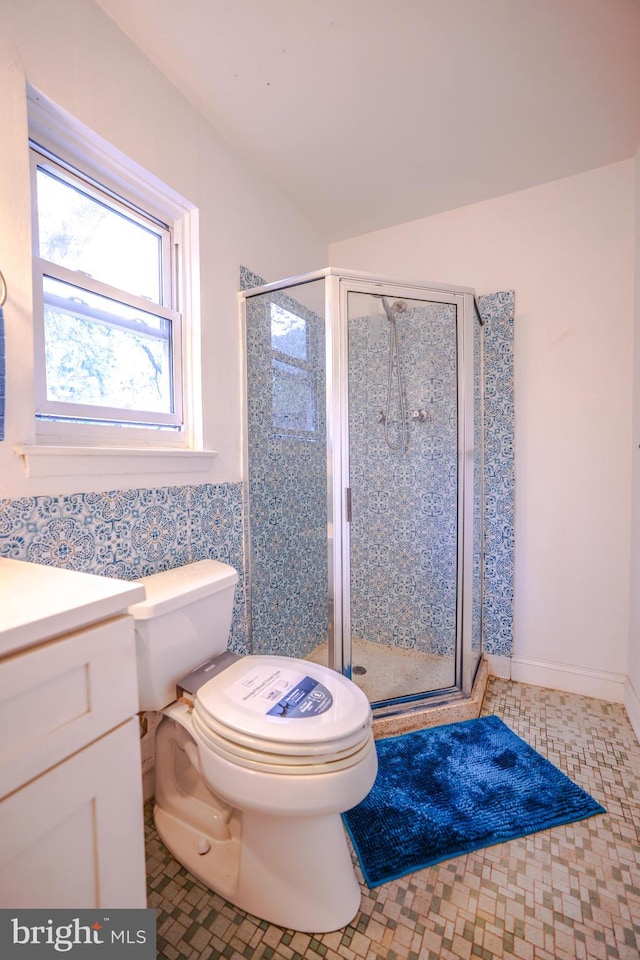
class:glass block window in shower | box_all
[271,303,317,436]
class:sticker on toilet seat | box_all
[266,674,333,718]
[226,666,333,718]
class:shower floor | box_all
[305,636,455,704]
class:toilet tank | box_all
[129,559,239,712]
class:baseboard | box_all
[486,655,639,741]
[485,653,627,702]
[509,656,626,703]
[624,677,640,743]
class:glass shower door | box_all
[343,287,463,705]
[244,278,331,663]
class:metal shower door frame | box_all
[328,274,479,709]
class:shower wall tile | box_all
[240,265,264,292]
[0,483,248,652]
[472,301,484,654]
[477,290,515,657]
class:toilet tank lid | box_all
[128,560,238,620]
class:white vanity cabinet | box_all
[0,559,147,908]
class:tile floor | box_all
[146,678,640,959]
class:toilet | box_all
[129,559,378,933]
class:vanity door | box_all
[0,718,146,908]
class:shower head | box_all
[381,296,408,322]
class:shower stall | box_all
[241,268,484,716]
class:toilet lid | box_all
[194,655,372,753]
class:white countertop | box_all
[0,559,145,657]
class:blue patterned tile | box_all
[477,291,515,658]
[0,482,249,652]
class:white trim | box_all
[177,207,202,450]
[36,260,179,322]
[27,86,193,223]
[27,85,200,450]
[240,266,476,299]
[31,152,184,430]
[486,656,639,735]
[15,445,216,479]
[510,655,626,703]
[624,677,640,743]
[34,418,189,448]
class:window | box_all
[28,90,198,446]
[270,302,317,437]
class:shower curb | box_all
[372,656,489,739]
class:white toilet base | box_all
[154,800,362,932]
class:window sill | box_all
[15,445,217,480]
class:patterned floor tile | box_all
[146,678,640,959]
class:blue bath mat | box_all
[343,715,605,887]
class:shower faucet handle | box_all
[376,411,386,424]
[411,409,429,422]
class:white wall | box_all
[628,146,640,735]
[0,0,326,499]
[331,162,635,699]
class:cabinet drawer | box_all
[0,617,139,799]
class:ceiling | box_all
[97,0,640,243]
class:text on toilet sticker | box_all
[227,666,333,718]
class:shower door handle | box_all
[345,488,352,523]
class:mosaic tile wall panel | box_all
[239,265,264,293]
[348,298,460,657]
[477,290,515,657]
[472,299,484,654]
[243,278,330,658]
[0,483,248,652]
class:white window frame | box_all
[28,87,201,450]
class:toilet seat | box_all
[193,706,370,757]
[192,708,374,774]
[192,655,373,771]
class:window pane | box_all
[36,166,164,303]
[42,277,173,414]
[271,303,308,359]
[272,360,315,433]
